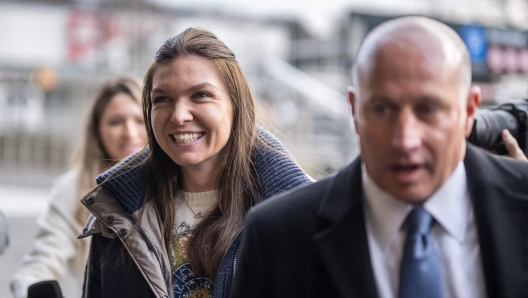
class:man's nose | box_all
[392,109,422,151]
[171,100,193,125]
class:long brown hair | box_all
[141,28,260,279]
[72,76,143,225]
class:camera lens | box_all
[470,109,519,150]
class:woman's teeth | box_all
[172,133,203,143]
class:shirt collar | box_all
[424,162,468,243]
[363,161,469,253]
[363,165,410,254]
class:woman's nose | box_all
[171,101,193,125]
[123,119,140,140]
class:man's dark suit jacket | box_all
[230,144,528,298]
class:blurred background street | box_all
[0,186,47,297]
[2,0,528,296]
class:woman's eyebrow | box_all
[151,82,218,95]
[185,82,218,93]
[150,87,168,95]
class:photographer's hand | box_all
[502,129,528,161]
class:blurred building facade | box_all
[1,0,527,185]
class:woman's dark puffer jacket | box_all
[79,128,313,298]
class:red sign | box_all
[66,9,119,64]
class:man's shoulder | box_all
[466,144,528,198]
[467,144,528,178]
[248,175,334,226]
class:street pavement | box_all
[0,185,49,298]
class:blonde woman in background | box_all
[10,76,147,298]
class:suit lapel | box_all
[313,158,378,298]
[312,145,528,298]
[464,144,528,297]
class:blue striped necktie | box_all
[398,207,444,298]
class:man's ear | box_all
[465,85,481,137]
[347,86,359,134]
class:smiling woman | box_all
[78,28,313,298]
[150,56,234,191]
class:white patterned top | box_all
[171,190,217,298]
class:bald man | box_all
[230,16,528,298]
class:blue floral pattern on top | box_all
[171,221,214,298]
[173,263,214,297]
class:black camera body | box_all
[467,100,528,156]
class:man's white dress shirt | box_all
[363,162,487,298]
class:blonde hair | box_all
[71,75,143,225]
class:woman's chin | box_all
[171,158,199,169]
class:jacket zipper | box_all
[225,241,240,298]
[231,246,238,281]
